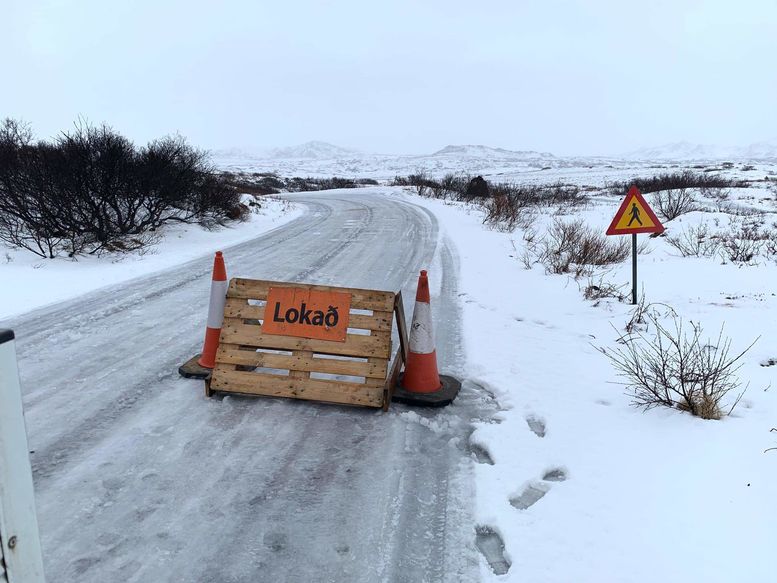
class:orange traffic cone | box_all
[402,270,442,393]
[197,251,228,368]
[393,270,461,407]
[178,251,228,379]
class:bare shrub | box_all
[538,219,629,277]
[765,229,777,260]
[624,295,676,335]
[403,173,440,197]
[482,194,536,231]
[0,118,240,257]
[666,223,720,257]
[599,313,756,419]
[609,171,747,196]
[582,273,628,304]
[719,217,769,264]
[440,173,469,198]
[651,188,697,221]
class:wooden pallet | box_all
[206,278,409,410]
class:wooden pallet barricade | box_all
[206,278,409,410]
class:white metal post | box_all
[0,329,45,583]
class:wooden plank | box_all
[369,328,391,408]
[228,278,395,312]
[383,348,403,411]
[394,292,409,364]
[219,319,392,359]
[289,349,311,380]
[216,345,388,378]
[223,298,393,332]
[209,367,384,407]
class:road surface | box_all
[2,190,490,582]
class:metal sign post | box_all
[0,329,46,583]
[632,233,638,305]
[606,186,665,305]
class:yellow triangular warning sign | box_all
[606,186,664,235]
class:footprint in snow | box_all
[510,482,550,510]
[525,415,546,438]
[469,442,495,466]
[542,468,568,482]
[510,468,568,511]
[475,526,510,575]
[465,428,495,465]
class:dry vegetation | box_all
[600,311,756,419]
[0,118,243,258]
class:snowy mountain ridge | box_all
[431,144,556,159]
[267,141,361,160]
[625,140,777,161]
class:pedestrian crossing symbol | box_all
[606,186,665,235]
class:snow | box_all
[0,197,302,320]
[401,183,777,582]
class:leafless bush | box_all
[719,217,769,264]
[582,273,628,304]
[609,171,747,196]
[538,219,629,277]
[666,223,720,257]
[600,313,756,419]
[482,194,536,231]
[651,188,697,221]
[440,173,469,198]
[765,230,777,260]
[394,173,587,231]
[624,295,676,335]
[0,118,240,257]
[402,173,440,197]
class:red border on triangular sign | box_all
[606,186,665,235]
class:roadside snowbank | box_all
[405,189,777,582]
[0,198,302,320]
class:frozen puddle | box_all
[475,526,510,575]
[510,482,550,510]
[525,415,546,437]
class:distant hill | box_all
[268,141,360,160]
[625,140,777,161]
[431,144,555,159]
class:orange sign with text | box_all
[606,186,665,235]
[262,287,352,342]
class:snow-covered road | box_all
[4,190,486,582]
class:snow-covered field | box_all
[403,187,777,582]
[0,197,301,320]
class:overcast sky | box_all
[3,0,776,156]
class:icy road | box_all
[5,191,490,582]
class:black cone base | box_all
[178,354,212,379]
[392,373,461,407]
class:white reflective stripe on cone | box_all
[408,302,435,354]
[206,280,229,329]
